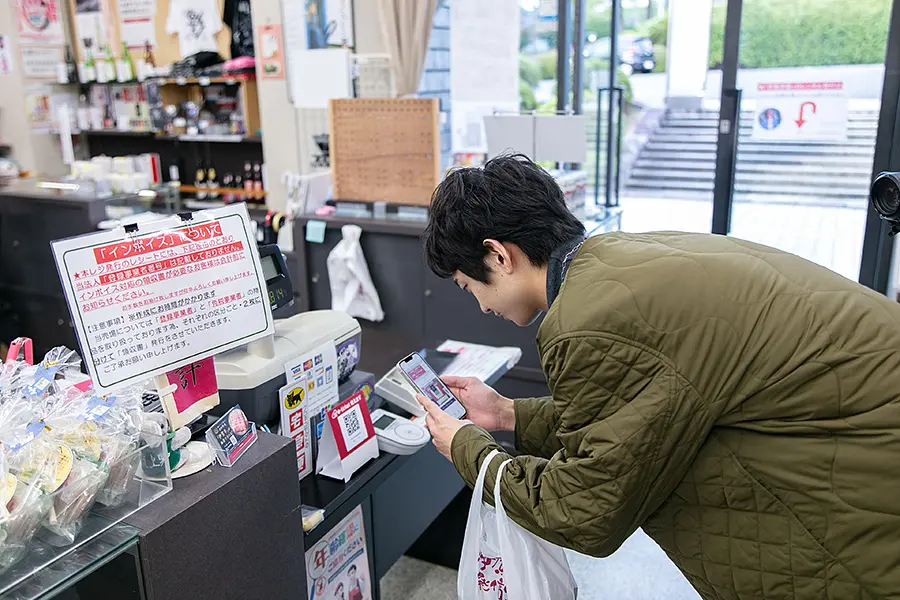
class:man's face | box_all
[453,269,541,327]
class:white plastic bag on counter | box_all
[458,450,577,600]
[326,224,384,322]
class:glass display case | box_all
[0,436,172,598]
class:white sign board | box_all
[52,204,274,392]
[752,81,848,141]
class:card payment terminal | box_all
[370,408,430,455]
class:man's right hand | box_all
[441,376,515,432]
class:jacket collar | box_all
[546,234,586,307]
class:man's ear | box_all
[483,239,513,273]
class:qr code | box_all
[342,410,361,437]
[339,405,367,451]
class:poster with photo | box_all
[16,0,64,45]
[25,84,53,133]
[306,505,372,600]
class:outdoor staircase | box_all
[624,108,878,206]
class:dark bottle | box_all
[221,172,234,203]
[207,161,219,199]
[233,173,243,201]
[252,162,263,192]
[64,46,78,83]
[242,161,254,193]
[194,160,207,200]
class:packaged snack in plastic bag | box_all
[91,389,144,508]
[0,432,59,569]
[38,395,109,545]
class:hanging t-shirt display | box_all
[223,0,254,58]
[166,0,222,58]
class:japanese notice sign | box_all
[306,505,372,600]
[16,0,64,45]
[279,378,313,480]
[752,81,848,141]
[51,204,274,392]
[20,45,62,79]
[316,390,378,482]
[155,356,220,429]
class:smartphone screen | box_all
[398,353,468,420]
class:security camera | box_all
[871,172,900,235]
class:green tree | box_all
[520,56,542,88]
[642,0,891,71]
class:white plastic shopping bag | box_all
[326,224,385,322]
[458,450,577,600]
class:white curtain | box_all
[378,0,439,96]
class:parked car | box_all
[619,36,656,73]
[582,35,656,74]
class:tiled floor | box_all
[617,195,867,282]
[380,529,700,599]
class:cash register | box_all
[209,244,363,425]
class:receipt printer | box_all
[212,310,361,424]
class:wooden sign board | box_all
[329,98,441,206]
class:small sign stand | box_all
[316,390,379,482]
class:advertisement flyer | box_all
[25,84,53,133]
[306,505,372,600]
[16,0,64,45]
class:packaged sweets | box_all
[0,342,147,561]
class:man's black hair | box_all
[422,153,585,283]
[348,565,356,573]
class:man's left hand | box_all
[416,394,469,461]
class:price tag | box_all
[84,395,116,421]
[23,366,58,398]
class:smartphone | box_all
[397,352,468,420]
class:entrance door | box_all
[712,0,895,282]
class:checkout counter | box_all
[0,181,517,598]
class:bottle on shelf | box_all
[82,44,97,83]
[103,104,114,130]
[242,161,254,196]
[252,162,263,193]
[222,173,234,203]
[207,161,219,200]
[144,40,156,68]
[233,172,243,201]
[95,45,108,82]
[194,160,207,200]
[104,45,116,82]
[58,46,77,84]
[119,42,135,82]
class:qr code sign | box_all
[338,405,368,451]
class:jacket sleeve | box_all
[513,396,563,458]
[450,334,713,558]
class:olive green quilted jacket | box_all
[451,232,900,599]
